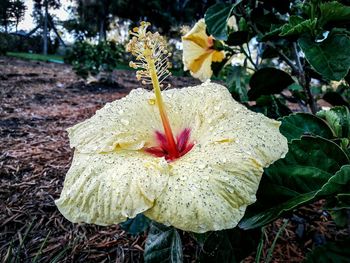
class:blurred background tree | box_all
[0,0,25,33]
[11,0,26,32]
[33,0,61,55]
[64,0,220,40]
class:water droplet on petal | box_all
[198,163,206,169]
[121,119,129,125]
[105,159,114,164]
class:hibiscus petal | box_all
[182,39,208,71]
[182,19,210,49]
[176,128,191,152]
[67,88,163,154]
[144,83,288,232]
[144,146,264,233]
[55,151,169,225]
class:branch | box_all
[292,42,317,114]
[266,41,298,74]
[240,45,258,70]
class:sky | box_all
[18,0,72,31]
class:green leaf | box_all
[322,92,350,107]
[279,16,317,37]
[119,214,151,235]
[319,1,350,26]
[345,72,350,85]
[317,106,350,139]
[326,192,350,210]
[238,17,248,31]
[196,228,260,263]
[205,2,242,40]
[334,194,350,209]
[226,65,248,102]
[239,137,349,229]
[226,31,250,46]
[251,7,282,34]
[262,0,291,14]
[261,26,282,40]
[288,83,303,92]
[329,209,349,227]
[298,29,350,81]
[198,231,235,263]
[250,95,292,119]
[248,68,295,100]
[144,222,183,263]
[279,113,334,141]
[304,238,350,263]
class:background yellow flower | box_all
[182,19,225,81]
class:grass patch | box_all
[6,52,64,63]
[5,52,187,76]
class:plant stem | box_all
[255,226,265,263]
[292,42,317,114]
[241,46,258,70]
[265,41,298,74]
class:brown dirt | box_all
[0,57,347,262]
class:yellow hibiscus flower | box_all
[55,22,288,233]
[182,19,225,82]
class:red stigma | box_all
[144,128,195,161]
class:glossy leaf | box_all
[250,7,281,34]
[196,228,260,263]
[119,214,151,235]
[144,222,183,263]
[322,92,350,107]
[319,1,350,26]
[317,106,350,139]
[304,238,350,263]
[248,68,295,100]
[226,65,248,102]
[298,29,350,81]
[250,95,292,119]
[226,31,250,46]
[280,16,317,37]
[198,231,235,263]
[205,3,237,40]
[239,137,349,229]
[279,113,334,142]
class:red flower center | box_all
[144,128,195,161]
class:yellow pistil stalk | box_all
[146,55,178,156]
[126,22,178,156]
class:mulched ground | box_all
[0,57,348,262]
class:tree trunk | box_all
[43,1,48,55]
[26,24,41,37]
[99,19,106,42]
[4,19,8,33]
[48,18,66,47]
